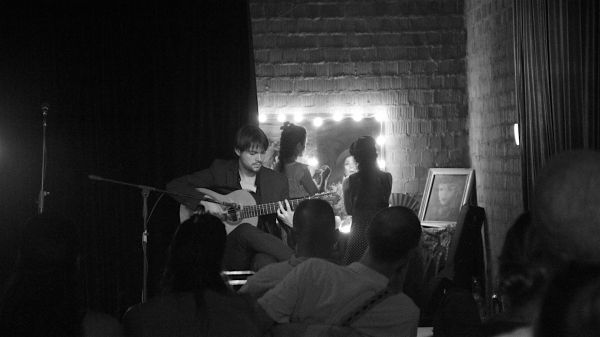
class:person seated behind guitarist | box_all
[167,125,293,271]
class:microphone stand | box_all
[87,174,222,303]
[38,104,50,214]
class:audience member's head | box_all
[366,206,422,265]
[496,212,547,324]
[160,213,227,295]
[292,199,336,259]
[535,262,600,337]
[533,150,600,265]
[349,136,378,173]
[0,213,84,336]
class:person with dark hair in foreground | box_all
[123,214,262,337]
[481,212,547,337]
[239,199,337,298]
[0,213,122,337]
[484,150,600,337]
[342,135,392,264]
[167,124,293,271]
[535,262,600,337]
[257,206,421,337]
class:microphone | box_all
[88,174,102,181]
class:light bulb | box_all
[313,117,323,127]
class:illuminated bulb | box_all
[294,113,304,123]
[332,111,344,121]
[377,159,386,170]
[339,223,351,234]
[277,113,287,123]
[307,156,319,168]
[313,117,323,128]
[374,107,387,122]
[352,108,363,121]
[258,114,267,123]
[513,123,520,146]
[376,135,386,146]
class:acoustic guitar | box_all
[179,188,340,234]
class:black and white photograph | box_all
[1,1,598,336]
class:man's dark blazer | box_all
[167,159,289,234]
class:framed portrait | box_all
[418,168,475,227]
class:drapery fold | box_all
[1,1,257,316]
[514,0,599,208]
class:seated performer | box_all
[166,125,293,271]
[239,199,337,298]
[257,206,422,337]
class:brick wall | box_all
[250,0,468,197]
[466,0,523,280]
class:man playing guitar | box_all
[167,125,294,271]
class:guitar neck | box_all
[239,196,316,219]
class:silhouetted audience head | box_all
[0,213,84,336]
[160,213,228,295]
[124,214,260,337]
[367,206,422,263]
[535,262,600,337]
[292,199,336,259]
[533,150,600,265]
[498,212,547,312]
[481,212,548,336]
[349,135,378,173]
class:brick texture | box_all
[466,0,523,282]
[250,0,468,198]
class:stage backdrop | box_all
[0,1,257,317]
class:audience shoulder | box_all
[84,311,124,337]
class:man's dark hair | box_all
[367,206,422,263]
[293,199,336,258]
[498,212,547,309]
[161,214,228,295]
[533,150,600,264]
[235,125,269,152]
[536,262,600,337]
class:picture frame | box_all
[418,168,475,227]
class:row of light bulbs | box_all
[258,106,389,126]
[302,156,386,170]
[258,107,388,171]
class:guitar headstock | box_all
[311,191,341,204]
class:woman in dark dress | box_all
[342,136,392,264]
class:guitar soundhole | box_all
[227,208,238,222]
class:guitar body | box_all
[179,188,339,234]
[179,188,258,234]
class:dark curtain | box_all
[0,1,257,317]
[514,0,600,209]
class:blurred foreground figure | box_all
[0,213,122,337]
[123,214,262,337]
